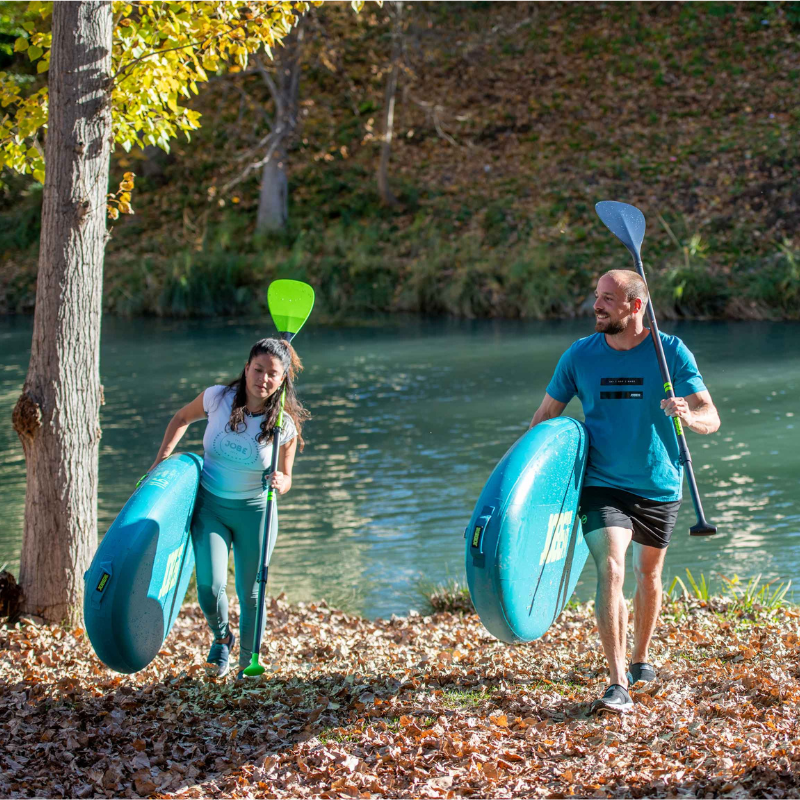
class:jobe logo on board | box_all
[539,511,573,565]
[158,548,183,599]
[214,432,256,464]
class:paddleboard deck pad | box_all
[84,453,202,673]
[465,418,589,643]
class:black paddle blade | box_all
[690,521,718,537]
[595,201,646,260]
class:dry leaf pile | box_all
[3,596,800,798]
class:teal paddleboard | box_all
[84,453,202,674]
[465,418,589,643]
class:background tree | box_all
[4,0,335,624]
[255,19,306,234]
[11,0,113,624]
[377,0,402,207]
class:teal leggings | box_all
[191,485,277,668]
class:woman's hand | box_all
[270,470,292,495]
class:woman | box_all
[149,338,309,678]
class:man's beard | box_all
[595,315,627,335]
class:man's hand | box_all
[661,390,720,435]
[660,396,693,426]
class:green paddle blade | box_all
[243,653,265,677]
[268,279,315,339]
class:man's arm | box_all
[660,390,720,435]
[529,393,568,429]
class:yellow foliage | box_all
[0,0,340,195]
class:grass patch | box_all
[318,726,362,745]
[439,687,494,709]
[418,578,473,615]
[668,569,793,616]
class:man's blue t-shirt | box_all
[546,331,706,502]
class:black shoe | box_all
[589,684,634,715]
[627,662,656,685]
[205,630,235,678]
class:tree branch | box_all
[253,55,284,118]
[229,81,274,131]
[220,125,286,194]
[112,17,267,83]
[409,95,460,147]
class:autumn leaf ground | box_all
[3,595,800,798]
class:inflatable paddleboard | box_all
[84,453,202,673]
[465,418,589,643]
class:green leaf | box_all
[36,60,49,74]
[27,45,43,61]
[13,37,28,53]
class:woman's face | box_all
[244,354,285,405]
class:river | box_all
[1,316,798,618]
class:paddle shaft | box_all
[250,382,287,661]
[632,254,716,536]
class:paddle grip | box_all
[633,255,717,537]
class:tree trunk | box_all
[377,1,403,207]
[256,138,289,234]
[256,20,305,234]
[12,1,113,624]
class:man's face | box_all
[594,275,637,335]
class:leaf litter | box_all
[2,594,800,798]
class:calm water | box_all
[1,316,798,618]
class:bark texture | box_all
[12,1,113,624]
[377,1,403,207]
[256,20,305,234]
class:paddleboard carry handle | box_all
[469,506,495,559]
[89,561,114,609]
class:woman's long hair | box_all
[226,338,310,449]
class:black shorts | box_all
[578,486,681,549]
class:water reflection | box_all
[0,317,798,617]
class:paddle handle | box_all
[633,256,717,537]
[250,384,287,660]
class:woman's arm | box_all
[270,436,297,495]
[148,391,207,472]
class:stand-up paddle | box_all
[243,279,315,677]
[595,201,716,537]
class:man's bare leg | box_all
[585,526,633,687]
[631,542,667,665]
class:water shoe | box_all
[627,662,657,685]
[589,684,634,715]
[205,630,235,678]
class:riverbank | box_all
[2,3,798,321]
[2,595,799,798]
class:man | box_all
[529,269,720,714]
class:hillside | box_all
[1,1,799,319]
